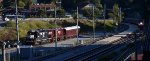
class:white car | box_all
[5,17,10,21]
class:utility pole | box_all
[15,0,19,43]
[54,7,57,49]
[76,6,79,44]
[103,4,106,37]
[15,0,20,61]
[2,42,6,61]
[92,5,95,41]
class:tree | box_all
[37,9,46,18]
[82,7,101,19]
[0,2,2,15]
[90,0,102,10]
[109,4,122,25]
[57,9,65,17]
[25,0,33,9]
[3,0,12,8]
[18,0,25,8]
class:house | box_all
[83,3,95,8]
[78,2,96,10]
[29,3,56,11]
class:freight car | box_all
[25,26,80,45]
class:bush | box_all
[0,28,16,41]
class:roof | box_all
[78,2,95,9]
[64,26,80,30]
[30,3,56,9]
[0,0,2,3]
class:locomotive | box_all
[25,26,80,45]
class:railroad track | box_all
[81,32,144,61]
[64,34,134,61]
[80,35,136,61]
[112,34,144,61]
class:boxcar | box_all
[47,29,55,43]
[56,28,66,41]
[64,26,80,38]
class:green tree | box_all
[57,9,65,17]
[109,4,121,25]
[0,2,2,15]
[18,0,25,8]
[82,7,101,19]
[90,0,102,10]
[37,9,46,18]
[25,0,33,9]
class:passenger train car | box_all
[25,26,80,45]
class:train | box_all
[25,26,80,45]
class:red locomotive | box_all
[25,26,80,45]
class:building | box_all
[29,3,56,11]
[78,2,95,9]
[0,0,3,3]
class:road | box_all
[0,21,5,29]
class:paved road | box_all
[43,23,138,61]
[0,21,6,29]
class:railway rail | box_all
[65,31,143,61]
[112,32,144,61]
[64,34,135,61]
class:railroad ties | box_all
[64,23,139,61]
